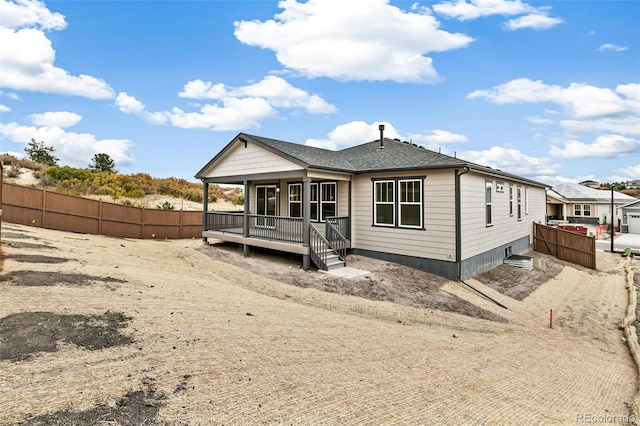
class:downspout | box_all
[455,167,470,280]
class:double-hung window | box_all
[288,184,302,218]
[574,204,582,216]
[517,186,522,221]
[293,182,336,222]
[485,180,493,226]
[583,204,591,216]
[509,184,514,217]
[320,182,336,220]
[374,180,395,226]
[399,180,422,228]
[374,178,423,228]
[310,183,318,221]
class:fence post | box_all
[41,188,46,228]
[98,200,103,235]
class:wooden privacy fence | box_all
[533,223,596,269]
[1,183,202,239]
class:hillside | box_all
[0,155,242,211]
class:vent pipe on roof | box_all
[378,124,385,149]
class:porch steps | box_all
[325,254,346,271]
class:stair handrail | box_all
[309,223,330,270]
[325,217,347,263]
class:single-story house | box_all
[620,200,640,234]
[196,130,548,280]
[547,183,636,226]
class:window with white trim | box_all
[525,187,529,215]
[288,183,302,218]
[399,179,423,228]
[509,184,514,217]
[373,178,423,228]
[320,182,336,221]
[374,180,395,226]
[583,204,591,216]
[485,180,493,226]
[310,183,318,221]
[574,205,581,216]
[517,186,522,221]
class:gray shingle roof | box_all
[198,133,549,188]
[249,134,469,172]
[552,183,636,202]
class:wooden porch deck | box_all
[202,212,350,257]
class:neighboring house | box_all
[625,180,640,190]
[579,180,600,189]
[196,131,548,280]
[620,200,640,234]
[547,183,636,226]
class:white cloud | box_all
[613,164,640,180]
[0,0,66,30]
[458,145,563,177]
[167,98,277,131]
[598,43,628,52]
[118,75,335,131]
[178,76,336,114]
[117,92,276,131]
[114,93,168,125]
[29,111,82,128]
[526,116,553,125]
[560,116,640,135]
[433,0,562,30]
[549,135,640,159]
[408,129,468,151]
[503,13,562,30]
[433,0,535,20]
[305,121,469,151]
[234,0,473,83]
[0,104,10,112]
[0,1,114,99]
[468,79,640,120]
[305,121,399,150]
[0,119,134,167]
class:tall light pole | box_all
[611,184,615,253]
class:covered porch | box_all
[201,172,352,271]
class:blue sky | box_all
[0,0,638,185]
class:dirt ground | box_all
[0,223,637,425]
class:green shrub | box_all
[157,201,175,210]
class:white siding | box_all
[460,173,546,260]
[201,141,303,178]
[352,170,456,261]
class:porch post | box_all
[243,180,251,257]
[302,176,311,271]
[201,181,209,242]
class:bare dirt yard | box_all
[0,223,637,425]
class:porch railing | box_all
[205,211,244,234]
[247,214,304,243]
[204,213,349,266]
[326,216,350,240]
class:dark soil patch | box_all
[1,254,69,264]
[198,243,506,322]
[0,271,126,287]
[1,232,40,240]
[1,241,55,250]
[474,251,565,301]
[14,378,167,426]
[0,311,134,362]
